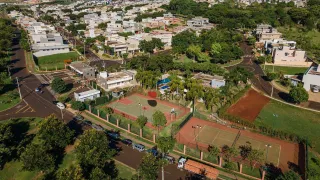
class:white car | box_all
[313,88,319,93]
[56,102,65,110]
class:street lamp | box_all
[265,144,272,163]
[192,125,202,149]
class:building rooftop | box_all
[305,65,320,76]
[69,61,93,74]
[76,89,100,97]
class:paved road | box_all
[0,29,74,122]
[228,42,320,111]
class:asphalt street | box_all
[0,29,74,122]
[229,42,320,111]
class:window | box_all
[285,53,289,56]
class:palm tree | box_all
[203,87,220,111]
[184,78,204,112]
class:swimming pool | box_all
[157,78,171,85]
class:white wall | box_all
[33,48,69,57]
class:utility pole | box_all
[16,77,22,99]
[162,166,164,180]
[271,86,274,97]
[61,109,64,120]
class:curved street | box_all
[227,41,320,111]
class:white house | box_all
[272,46,311,66]
[302,64,320,91]
[97,70,137,91]
[74,89,101,102]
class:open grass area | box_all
[261,65,308,75]
[0,89,21,112]
[255,100,320,153]
[34,52,79,71]
[242,165,261,178]
[173,55,194,63]
[0,161,43,180]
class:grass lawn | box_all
[0,89,21,112]
[115,160,136,179]
[255,100,320,153]
[261,65,308,75]
[0,161,43,180]
[242,165,261,178]
[173,55,194,63]
[35,52,79,71]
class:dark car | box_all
[83,120,92,125]
[122,139,132,146]
[74,115,84,121]
[164,155,175,164]
[107,132,120,139]
[146,148,158,157]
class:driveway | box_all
[228,42,320,111]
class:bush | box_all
[71,101,85,111]
[266,72,279,81]
[289,86,309,104]
[51,77,66,93]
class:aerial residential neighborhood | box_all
[0,0,320,180]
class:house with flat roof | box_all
[97,70,137,91]
[193,73,225,88]
[74,89,100,102]
[302,64,320,91]
[272,46,312,66]
[255,24,282,43]
[69,61,95,79]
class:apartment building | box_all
[97,70,137,91]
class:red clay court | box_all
[108,93,190,127]
[176,117,300,171]
[227,89,270,122]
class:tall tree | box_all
[51,77,67,94]
[75,130,115,168]
[136,115,148,129]
[221,145,238,162]
[289,86,309,104]
[275,170,300,180]
[152,111,167,133]
[20,143,55,172]
[138,154,160,180]
[37,114,74,149]
[157,136,175,156]
[247,149,264,170]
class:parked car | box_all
[83,120,92,125]
[74,115,84,121]
[35,88,40,92]
[91,124,104,131]
[132,143,145,152]
[56,102,65,109]
[146,148,158,157]
[313,87,319,93]
[164,155,175,164]
[107,132,120,139]
[122,139,132,146]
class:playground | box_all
[107,93,189,125]
[176,117,300,171]
[227,89,270,122]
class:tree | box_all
[95,35,106,42]
[57,165,85,180]
[203,87,220,111]
[136,115,148,129]
[0,123,13,168]
[185,78,204,110]
[71,101,86,111]
[138,154,159,180]
[276,170,300,180]
[98,22,108,29]
[289,86,309,104]
[157,136,175,156]
[20,143,55,172]
[288,8,309,24]
[221,145,238,162]
[266,72,279,81]
[247,149,264,170]
[186,44,201,61]
[90,167,108,180]
[152,111,167,133]
[92,45,99,53]
[172,30,198,54]
[51,77,66,93]
[247,36,256,45]
[75,130,115,168]
[239,143,252,161]
[207,145,220,161]
[210,43,223,57]
[37,114,74,149]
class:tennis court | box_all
[108,93,189,124]
[176,118,294,168]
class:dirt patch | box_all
[227,89,270,122]
[65,144,75,153]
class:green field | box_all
[255,100,320,153]
[35,52,79,71]
[261,65,308,75]
[0,89,21,112]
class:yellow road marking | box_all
[22,107,31,113]
[15,104,29,113]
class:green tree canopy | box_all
[136,115,148,129]
[289,86,309,104]
[57,164,85,180]
[71,101,86,111]
[157,136,175,155]
[51,77,67,93]
[75,130,115,168]
[37,114,74,149]
[138,154,160,180]
[152,110,167,131]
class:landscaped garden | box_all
[255,100,320,153]
[34,51,79,71]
